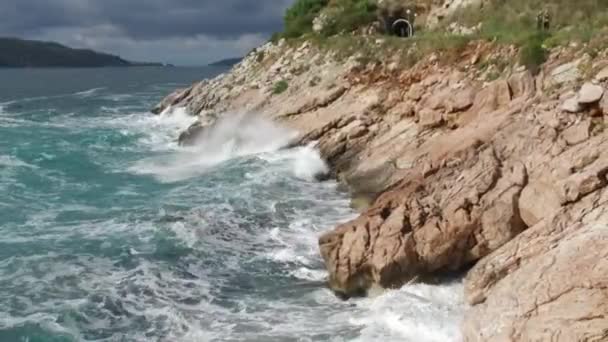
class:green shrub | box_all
[519,33,547,74]
[448,0,608,46]
[321,0,378,37]
[283,0,328,38]
[273,80,289,94]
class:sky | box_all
[0,1,295,66]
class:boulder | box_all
[518,181,562,227]
[319,148,529,297]
[577,82,604,104]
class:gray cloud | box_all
[0,1,294,65]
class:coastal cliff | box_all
[153,0,608,340]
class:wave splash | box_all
[129,111,300,182]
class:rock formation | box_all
[153,26,608,341]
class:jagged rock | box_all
[577,82,604,104]
[178,121,207,146]
[561,97,583,113]
[464,134,608,341]
[151,36,608,340]
[151,87,193,114]
[464,189,608,342]
[319,146,529,297]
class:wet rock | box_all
[178,121,207,146]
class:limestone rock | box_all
[463,189,608,341]
[577,82,604,104]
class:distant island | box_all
[0,37,164,68]
[208,57,242,67]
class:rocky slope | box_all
[153,31,608,342]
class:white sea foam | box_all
[350,282,464,342]
[0,155,38,169]
[291,143,329,181]
[73,87,106,97]
[129,113,297,182]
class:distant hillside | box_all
[0,38,162,68]
[208,57,242,67]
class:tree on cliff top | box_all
[283,0,329,38]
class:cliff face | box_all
[153,35,608,341]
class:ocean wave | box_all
[73,87,106,98]
[129,113,297,183]
[350,282,463,342]
[0,155,38,169]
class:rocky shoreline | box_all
[153,36,608,340]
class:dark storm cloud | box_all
[0,0,294,65]
[0,0,291,39]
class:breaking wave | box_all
[0,67,464,342]
[129,111,299,182]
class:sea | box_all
[0,67,463,342]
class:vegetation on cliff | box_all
[0,37,161,68]
[277,0,608,74]
[282,0,378,38]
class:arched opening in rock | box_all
[392,19,414,38]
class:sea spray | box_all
[291,142,330,181]
[130,112,298,182]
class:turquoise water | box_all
[0,67,462,342]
